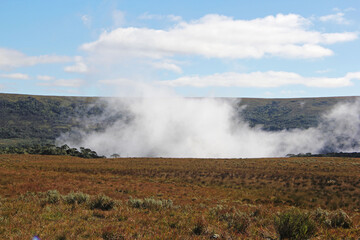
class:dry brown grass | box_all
[0,154,359,239]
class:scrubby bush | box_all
[143,197,173,210]
[55,232,67,240]
[102,226,125,240]
[128,197,173,210]
[64,192,90,205]
[329,209,352,228]
[128,197,143,209]
[313,207,331,227]
[45,190,61,204]
[312,207,352,228]
[89,194,116,211]
[227,211,250,234]
[192,217,207,235]
[274,208,316,240]
[209,205,250,233]
[210,205,231,221]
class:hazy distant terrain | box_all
[0,93,356,147]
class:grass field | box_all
[0,154,359,239]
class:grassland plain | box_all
[0,154,359,239]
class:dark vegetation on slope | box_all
[288,152,360,158]
[0,144,104,158]
[0,93,357,147]
[238,97,355,131]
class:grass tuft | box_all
[89,194,116,211]
[128,197,173,210]
[64,191,90,205]
[274,208,316,240]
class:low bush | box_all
[313,208,352,228]
[89,194,116,211]
[128,197,173,210]
[64,191,90,205]
[44,190,61,204]
[274,208,316,240]
[313,207,330,224]
[102,226,125,240]
[227,211,250,234]
[127,197,143,209]
[209,205,231,221]
[55,232,67,240]
[329,209,352,228]
[192,217,207,235]
[210,205,250,234]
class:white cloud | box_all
[37,75,55,81]
[64,56,88,73]
[38,79,85,87]
[319,12,350,25]
[344,7,356,12]
[159,71,360,88]
[81,15,92,28]
[139,13,182,22]
[150,61,182,73]
[0,48,72,70]
[81,14,357,60]
[316,69,332,74]
[0,73,29,79]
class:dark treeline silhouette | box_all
[287,152,360,158]
[0,144,105,158]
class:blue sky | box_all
[0,0,360,98]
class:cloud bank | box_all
[0,73,29,79]
[81,13,357,61]
[57,95,360,158]
[0,48,72,70]
[319,12,350,25]
[159,71,360,88]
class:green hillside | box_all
[238,97,357,131]
[0,94,98,146]
[0,93,356,146]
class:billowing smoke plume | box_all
[57,96,360,158]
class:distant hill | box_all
[238,97,357,131]
[0,93,98,146]
[0,93,356,146]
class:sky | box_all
[0,0,360,98]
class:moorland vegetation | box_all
[0,155,359,239]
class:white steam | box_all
[57,95,360,158]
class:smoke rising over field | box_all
[57,91,360,158]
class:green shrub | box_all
[45,190,61,204]
[210,205,231,221]
[313,208,352,228]
[329,209,352,228]
[64,192,90,205]
[192,217,207,235]
[102,226,125,240]
[227,211,250,234]
[274,208,316,240]
[210,206,250,233]
[128,197,173,210]
[55,233,67,240]
[128,198,143,209]
[313,207,331,227]
[89,194,116,211]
